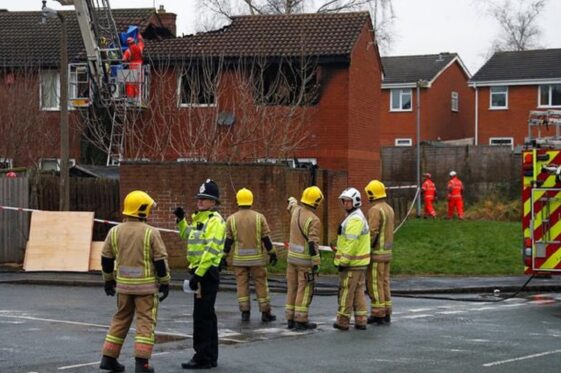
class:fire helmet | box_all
[364,180,387,202]
[300,186,323,208]
[236,188,253,207]
[122,190,155,218]
[339,187,362,208]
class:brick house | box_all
[0,8,176,169]
[469,49,561,147]
[379,53,474,147]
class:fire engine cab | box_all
[523,110,561,274]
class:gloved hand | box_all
[313,265,319,274]
[287,196,298,208]
[219,257,227,272]
[173,207,186,221]
[269,253,278,266]
[104,280,116,296]
[189,275,201,291]
[158,284,169,302]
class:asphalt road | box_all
[1,284,561,372]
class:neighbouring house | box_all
[0,7,176,169]
[379,52,474,147]
[469,48,561,148]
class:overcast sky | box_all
[7,0,561,74]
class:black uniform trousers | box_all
[192,266,219,364]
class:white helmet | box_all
[339,187,362,208]
[449,171,457,177]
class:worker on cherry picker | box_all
[123,34,144,100]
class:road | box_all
[1,284,560,372]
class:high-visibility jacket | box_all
[102,220,170,295]
[287,204,322,267]
[367,200,395,262]
[226,209,275,267]
[334,208,371,269]
[447,176,464,200]
[178,209,226,277]
[422,179,436,199]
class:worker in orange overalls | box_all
[421,173,437,218]
[447,171,464,219]
[123,35,144,100]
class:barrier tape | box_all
[387,185,417,190]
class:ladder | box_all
[107,98,128,166]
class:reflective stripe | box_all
[116,276,156,284]
[289,243,305,254]
[238,248,260,256]
[119,266,144,277]
[143,228,152,278]
[205,246,221,255]
[339,253,370,261]
[106,334,124,345]
[344,233,359,240]
[135,336,154,345]
[188,251,204,257]
[111,228,119,257]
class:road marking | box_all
[482,349,561,367]
[58,352,170,370]
[436,310,465,315]
[400,314,432,319]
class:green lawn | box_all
[269,219,524,276]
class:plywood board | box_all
[24,211,94,272]
[89,241,104,271]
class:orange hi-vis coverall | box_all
[447,176,464,219]
[421,178,437,218]
[123,37,144,99]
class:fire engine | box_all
[522,109,561,274]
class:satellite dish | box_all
[217,112,235,126]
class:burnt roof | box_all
[471,48,561,83]
[381,53,462,84]
[145,12,372,62]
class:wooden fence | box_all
[0,177,29,262]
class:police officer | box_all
[333,187,370,331]
[364,180,395,325]
[285,186,323,331]
[100,190,170,373]
[175,179,225,370]
[224,188,277,322]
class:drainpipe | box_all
[474,83,478,146]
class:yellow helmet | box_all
[122,190,155,218]
[364,180,387,202]
[236,188,253,207]
[301,186,323,208]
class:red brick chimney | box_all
[157,5,177,37]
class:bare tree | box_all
[478,0,547,52]
[197,0,395,51]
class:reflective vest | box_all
[422,179,436,198]
[227,209,273,267]
[447,177,463,199]
[287,204,321,267]
[334,209,371,268]
[178,210,226,277]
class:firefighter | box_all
[364,180,395,325]
[174,179,225,370]
[100,190,170,373]
[447,171,464,219]
[333,187,370,331]
[285,186,323,331]
[421,173,437,218]
[123,35,144,100]
[223,188,278,322]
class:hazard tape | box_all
[387,185,417,190]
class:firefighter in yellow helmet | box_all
[223,188,278,322]
[100,190,170,373]
[333,187,370,331]
[285,185,323,330]
[364,180,395,325]
[174,179,226,370]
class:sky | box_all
[6,0,561,74]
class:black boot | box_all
[99,355,125,372]
[287,320,295,329]
[367,316,385,325]
[261,311,277,322]
[241,311,250,321]
[295,321,317,331]
[135,357,154,373]
[181,359,212,369]
[384,314,391,324]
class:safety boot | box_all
[135,357,154,372]
[332,323,349,331]
[294,321,317,331]
[241,311,250,321]
[384,314,391,324]
[99,355,125,372]
[287,320,295,329]
[367,316,385,325]
[333,315,350,331]
[261,311,277,322]
[355,324,367,330]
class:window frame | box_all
[489,137,514,149]
[538,84,561,108]
[40,69,60,111]
[451,91,459,112]
[395,138,413,147]
[177,65,219,108]
[390,88,413,112]
[489,86,508,110]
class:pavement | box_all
[2,264,561,295]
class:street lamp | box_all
[42,1,69,211]
[416,79,429,217]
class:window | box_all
[0,158,13,169]
[178,64,219,107]
[253,63,319,106]
[539,84,561,107]
[490,86,508,109]
[69,64,90,107]
[451,91,459,112]
[489,137,513,149]
[390,89,412,111]
[395,138,412,147]
[40,70,59,110]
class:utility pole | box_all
[416,79,429,217]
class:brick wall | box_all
[120,162,348,267]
